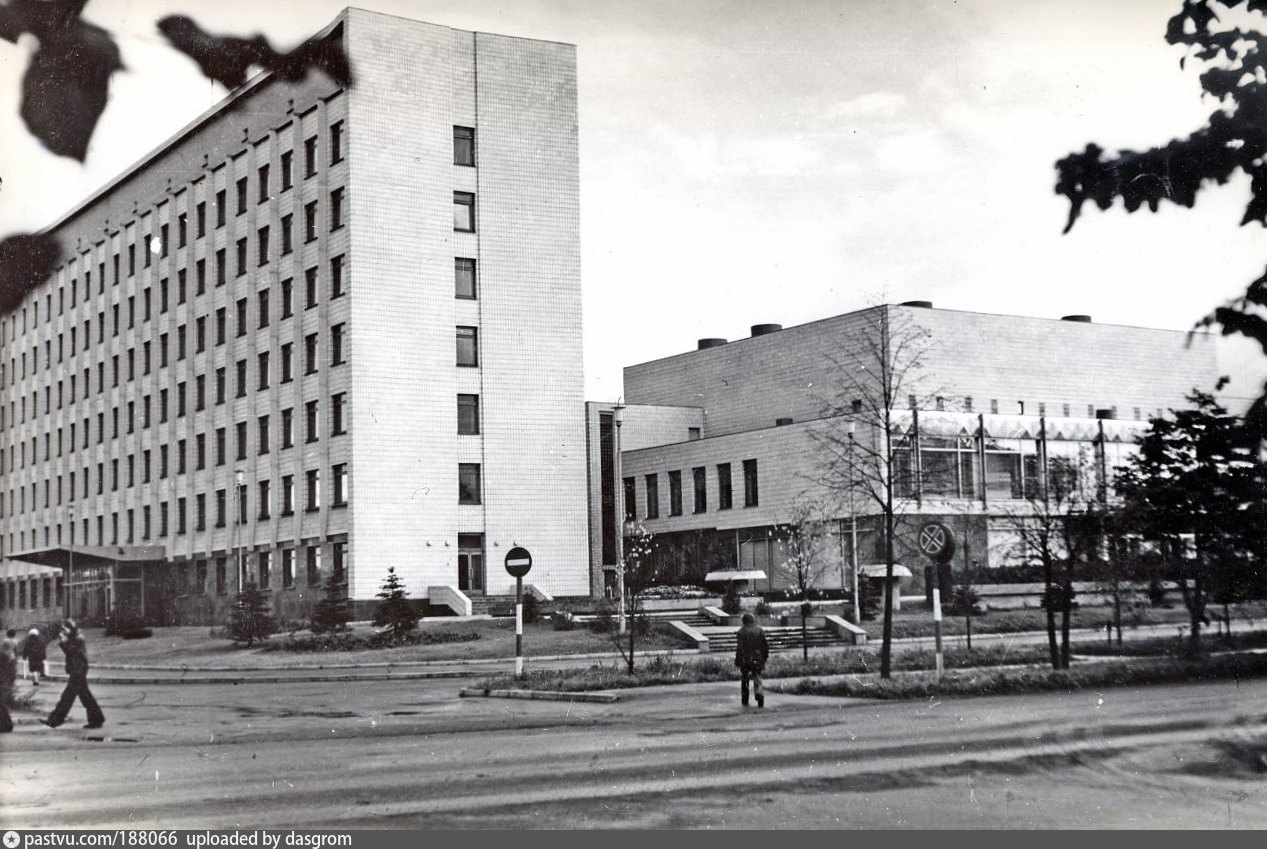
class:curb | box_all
[40,669,476,685]
[458,687,619,703]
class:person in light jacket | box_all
[0,639,16,732]
[734,612,770,708]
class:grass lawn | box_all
[881,600,1267,640]
[82,619,686,669]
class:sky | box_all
[1,0,1264,408]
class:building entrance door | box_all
[457,534,485,593]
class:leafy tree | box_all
[228,581,274,647]
[813,304,939,679]
[373,566,419,639]
[309,571,351,635]
[614,521,660,674]
[1115,386,1266,651]
[1055,0,1267,429]
[774,499,837,660]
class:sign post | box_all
[504,546,533,679]
[918,522,954,682]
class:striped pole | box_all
[515,576,524,679]
[932,586,944,681]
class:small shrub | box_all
[1148,578,1171,608]
[552,609,577,631]
[228,582,275,647]
[310,572,352,634]
[522,593,539,624]
[755,600,772,616]
[721,582,743,615]
[858,577,880,621]
[948,585,983,617]
[589,600,615,633]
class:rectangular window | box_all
[236,238,247,276]
[331,323,345,365]
[257,164,269,203]
[623,477,636,522]
[282,475,295,515]
[717,463,733,510]
[305,267,318,308]
[196,202,206,238]
[306,469,320,510]
[196,495,206,531]
[305,544,320,585]
[331,255,345,298]
[235,421,248,460]
[215,489,226,527]
[281,215,293,255]
[215,557,226,594]
[280,150,293,190]
[282,408,294,448]
[668,470,683,516]
[281,549,294,589]
[330,121,344,164]
[196,258,206,294]
[258,479,270,519]
[304,202,317,242]
[305,333,319,374]
[457,394,479,435]
[454,126,475,166]
[453,192,475,232]
[257,551,271,590]
[257,415,270,456]
[258,289,269,328]
[196,433,206,469]
[304,136,317,177]
[236,177,247,214]
[743,459,759,507]
[235,359,247,397]
[693,467,707,514]
[196,315,206,352]
[281,278,294,317]
[236,298,248,336]
[257,351,270,390]
[215,248,226,286]
[458,463,481,505]
[645,474,659,519]
[332,392,347,435]
[215,427,226,466]
[257,226,269,266]
[215,366,226,404]
[178,213,187,247]
[456,326,478,367]
[238,483,248,524]
[332,463,348,506]
[330,187,344,230]
[305,400,319,443]
[455,258,476,299]
[280,342,293,383]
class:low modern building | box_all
[0,8,589,629]
[587,303,1219,597]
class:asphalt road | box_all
[3,674,1266,829]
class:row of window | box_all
[2,393,346,510]
[625,460,759,521]
[4,464,347,553]
[177,542,347,595]
[2,252,347,395]
[915,396,1153,422]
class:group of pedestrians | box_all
[0,619,104,732]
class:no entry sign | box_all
[504,546,533,578]
[917,522,955,562]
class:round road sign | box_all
[504,546,533,578]
[917,522,956,562]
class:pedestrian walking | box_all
[735,612,770,708]
[20,627,46,685]
[1,629,17,657]
[41,620,104,730]
[0,639,16,733]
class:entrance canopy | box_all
[704,570,768,583]
[858,563,913,578]
[7,544,167,571]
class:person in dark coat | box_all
[734,612,770,708]
[20,627,46,684]
[0,639,16,732]
[42,620,104,730]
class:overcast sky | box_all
[2,0,1264,407]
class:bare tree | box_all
[998,442,1101,669]
[614,521,661,674]
[773,498,838,660]
[813,305,937,679]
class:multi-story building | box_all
[0,8,589,628]
[587,303,1219,596]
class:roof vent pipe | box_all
[1061,314,1092,323]
[751,323,783,337]
[697,338,728,350]
[900,300,933,308]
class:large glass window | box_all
[456,326,478,366]
[717,463,733,510]
[453,126,475,166]
[457,394,479,435]
[645,473,659,519]
[455,258,476,299]
[668,470,682,516]
[459,463,481,505]
[693,467,707,514]
[453,192,475,232]
[742,459,758,507]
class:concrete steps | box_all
[705,625,847,655]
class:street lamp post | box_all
[234,469,245,590]
[848,419,860,624]
[66,505,75,621]
[613,401,626,634]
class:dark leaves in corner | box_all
[0,0,123,161]
[0,234,61,314]
[157,16,352,92]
